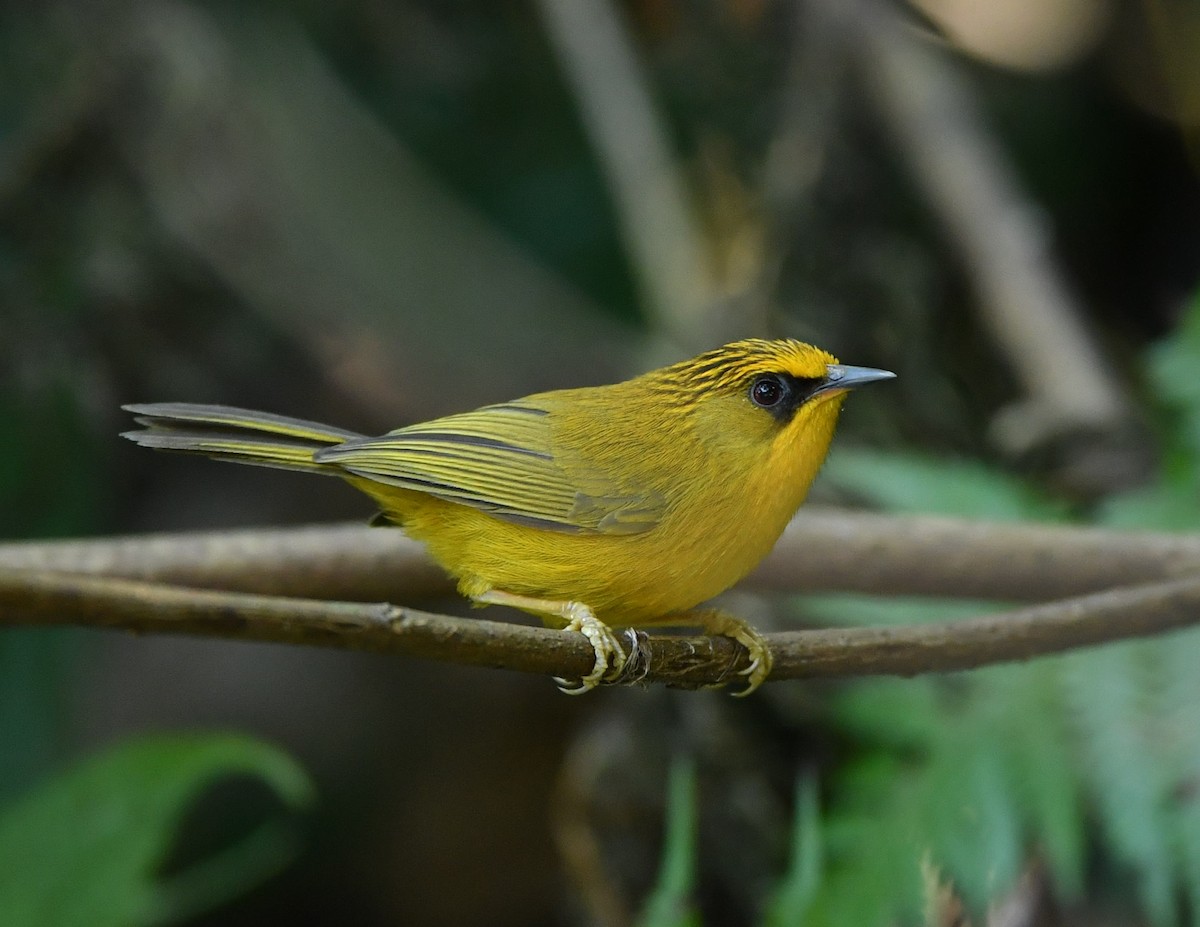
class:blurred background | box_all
[3,0,1200,924]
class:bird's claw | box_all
[729,628,772,697]
[696,611,773,696]
[554,602,627,694]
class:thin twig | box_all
[4,568,1200,689]
[5,511,1200,603]
[771,575,1200,678]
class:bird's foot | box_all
[471,589,626,694]
[695,610,774,696]
[554,602,627,695]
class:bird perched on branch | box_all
[124,338,893,695]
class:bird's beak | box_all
[818,364,896,395]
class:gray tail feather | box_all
[122,402,366,474]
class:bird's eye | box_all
[749,374,787,409]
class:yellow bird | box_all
[123,339,893,694]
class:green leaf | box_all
[797,593,992,629]
[822,449,1064,521]
[800,751,925,927]
[987,666,1084,899]
[1147,289,1200,458]
[1061,642,1178,926]
[638,757,700,927]
[0,732,314,927]
[763,774,822,927]
[1158,634,1200,919]
[1099,478,1200,531]
[798,662,1086,925]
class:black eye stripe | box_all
[792,375,825,398]
[747,372,827,421]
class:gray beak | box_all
[820,364,897,394]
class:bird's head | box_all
[661,338,895,469]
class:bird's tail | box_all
[122,402,365,474]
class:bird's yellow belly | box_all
[364,483,781,625]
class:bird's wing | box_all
[313,401,664,534]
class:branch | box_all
[0,523,451,602]
[755,510,1200,600]
[772,575,1200,678]
[4,567,1200,689]
[5,511,1200,602]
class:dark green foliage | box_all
[638,757,701,927]
[763,775,822,927]
[0,732,312,927]
[793,660,1086,926]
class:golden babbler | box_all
[124,339,894,694]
